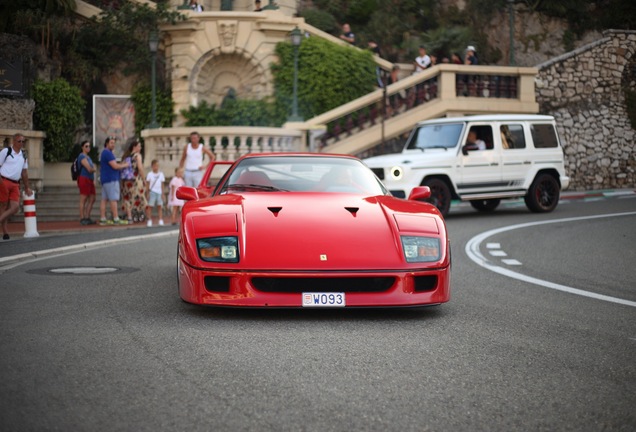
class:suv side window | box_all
[466,125,494,150]
[500,124,526,150]
[530,124,559,148]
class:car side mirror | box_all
[408,186,431,201]
[176,186,199,201]
[461,145,470,156]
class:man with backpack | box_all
[0,133,32,240]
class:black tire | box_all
[470,199,501,212]
[524,173,560,213]
[423,178,452,217]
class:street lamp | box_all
[508,0,515,66]
[148,30,160,129]
[288,26,303,122]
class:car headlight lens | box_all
[390,166,403,180]
[401,236,441,262]
[197,236,239,263]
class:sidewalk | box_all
[5,219,176,238]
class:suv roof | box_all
[416,114,554,125]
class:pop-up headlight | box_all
[401,236,441,263]
[197,237,239,263]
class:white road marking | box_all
[502,259,522,266]
[50,267,119,274]
[486,243,500,249]
[605,190,635,197]
[465,212,636,308]
[489,250,508,257]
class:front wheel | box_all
[423,178,452,217]
[525,174,560,213]
[470,199,501,212]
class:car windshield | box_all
[405,123,464,150]
[218,156,389,195]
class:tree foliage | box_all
[32,78,85,162]
[272,36,377,120]
[130,84,175,137]
[302,0,636,64]
[70,1,184,89]
[181,99,284,128]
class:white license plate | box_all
[302,292,346,307]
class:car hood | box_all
[185,192,443,270]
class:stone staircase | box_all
[14,185,102,223]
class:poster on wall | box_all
[93,95,135,154]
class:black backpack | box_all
[71,156,80,181]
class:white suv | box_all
[364,114,570,216]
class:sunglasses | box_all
[17,139,26,143]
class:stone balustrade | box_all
[141,126,305,176]
[301,64,539,155]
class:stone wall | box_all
[536,30,636,191]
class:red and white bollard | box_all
[22,191,39,238]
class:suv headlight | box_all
[197,236,239,263]
[390,166,403,180]
[401,236,441,262]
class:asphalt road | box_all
[1,195,635,431]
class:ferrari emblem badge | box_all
[320,254,327,261]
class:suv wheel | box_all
[525,174,560,213]
[423,179,451,216]
[470,199,501,212]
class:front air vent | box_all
[252,277,395,293]
[413,275,438,292]
[204,276,231,293]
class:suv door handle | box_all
[490,162,499,166]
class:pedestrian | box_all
[465,45,478,65]
[339,23,355,44]
[120,139,147,223]
[254,0,262,11]
[76,140,97,225]
[0,134,32,240]
[145,159,165,227]
[413,46,431,74]
[367,40,381,56]
[189,0,203,12]
[168,167,185,226]
[99,136,130,225]
[178,131,215,187]
[387,65,405,115]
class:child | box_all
[168,167,185,225]
[145,159,166,227]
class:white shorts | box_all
[184,169,203,187]
[148,191,163,207]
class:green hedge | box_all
[272,36,377,120]
[131,84,175,136]
[32,78,85,162]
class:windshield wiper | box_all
[226,183,287,192]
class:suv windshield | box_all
[405,123,463,150]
